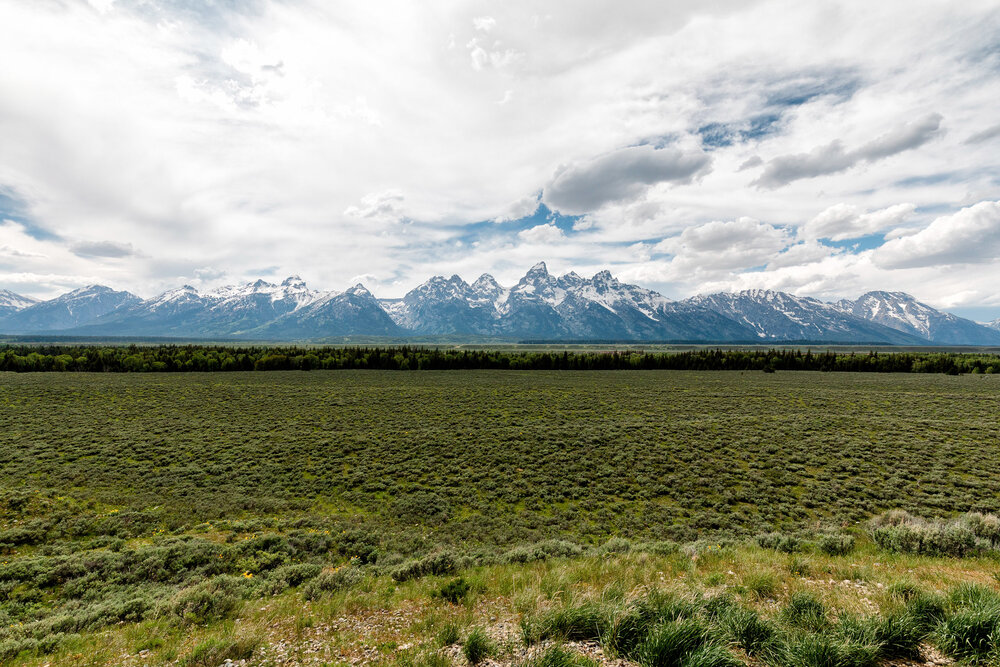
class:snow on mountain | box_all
[987,319,1000,331]
[0,285,140,333]
[74,277,321,338]
[836,291,1000,345]
[685,289,927,344]
[0,289,38,318]
[387,262,754,340]
[5,264,997,343]
[253,284,400,338]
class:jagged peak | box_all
[525,261,548,275]
[472,273,501,288]
[281,275,305,286]
[592,270,616,284]
[345,283,373,297]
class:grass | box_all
[0,369,998,663]
[0,541,997,664]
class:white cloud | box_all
[0,0,997,306]
[874,201,1000,269]
[518,223,564,244]
[800,202,915,241]
[472,16,497,32]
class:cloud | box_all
[494,195,540,222]
[965,123,1000,144]
[472,16,496,32]
[518,223,564,244]
[543,146,711,215]
[0,1,999,303]
[344,191,407,224]
[70,240,141,258]
[754,113,943,188]
[874,200,1000,269]
[654,218,792,272]
[800,202,916,241]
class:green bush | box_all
[301,564,364,600]
[817,533,855,556]
[502,540,584,564]
[757,532,802,553]
[463,626,494,665]
[390,551,460,582]
[435,577,471,604]
[169,576,244,625]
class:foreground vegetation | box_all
[6,528,1000,666]
[2,344,1000,373]
[0,369,997,663]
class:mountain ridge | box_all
[1,267,998,344]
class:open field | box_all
[1,370,1000,664]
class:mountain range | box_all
[2,262,999,345]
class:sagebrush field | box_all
[2,369,1000,665]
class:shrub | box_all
[463,627,494,665]
[817,533,855,556]
[597,538,632,556]
[268,563,321,588]
[756,532,802,553]
[435,577,471,604]
[869,511,980,557]
[502,540,584,564]
[301,564,363,600]
[390,551,459,582]
[169,576,244,625]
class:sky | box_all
[1,1,999,318]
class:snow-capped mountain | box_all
[74,276,321,338]
[0,285,140,333]
[2,265,998,344]
[253,284,401,338]
[684,289,927,344]
[836,291,1000,345]
[382,262,755,340]
[0,289,37,318]
[987,319,1000,332]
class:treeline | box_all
[1,345,999,373]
